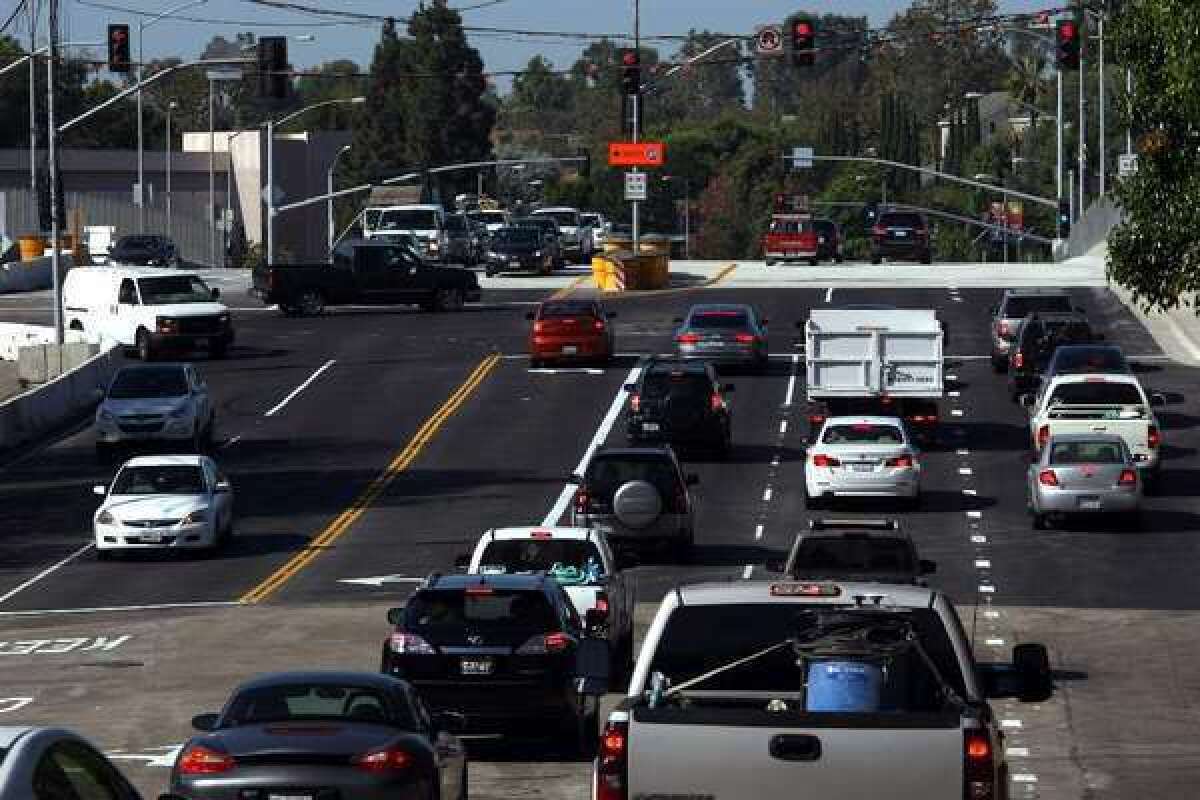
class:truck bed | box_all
[806,309,943,399]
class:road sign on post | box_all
[608,142,666,168]
[791,146,814,169]
[1118,154,1138,178]
[624,172,648,201]
[755,25,784,56]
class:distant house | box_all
[938,91,1058,160]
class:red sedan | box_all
[528,298,616,367]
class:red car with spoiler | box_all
[527,298,616,368]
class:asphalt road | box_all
[1,265,1198,799]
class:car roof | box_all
[823,415,906,426]
[485,526,599,543]
[677,580,936,607]
[533,206,578,213]
[235,671,405,693]
[119,454,209,468]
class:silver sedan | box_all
[1028,433,1142,530]
[672,304,769,371]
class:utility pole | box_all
[208,76,215,267]
[1097,12,1106,196]
[1078,12,1086,218]
[166,100,175,240]
[29,0,37,202]
[47,0,62,344]
[631,0,640,255]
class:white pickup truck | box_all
[1025,373,1165,484]
[594,580,1052,800]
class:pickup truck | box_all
[595,580,1052,800]
[1024,373,1166,486]
[251,238,481,316]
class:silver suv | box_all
[989,289,1077,372]
[95,363,215,462]
[569,446,697,562]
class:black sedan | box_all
[483,226,555,276]
[168,671,467,800]
[109,234,181,267]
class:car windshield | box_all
[108,367,189,398]
[493,228,540,244]
[516,218,555,232]
[1050,440,1126,464]
[112,465,206,495]
[792,538,916,575]
[823,424,905,445]
[478,540,605,585]
[880,213,924,229]
[689,310,750,329]
[373,210,439,231]
[222,684,411,728]
[137,276,213,305]
[1004,295,1073,317]
[648,604,965,703]
[537,211,579,227]
[586,454,678,499]
[1053,348,1129,374]
[1048,382,1144,406]
[642,370,709,399]
[405,589,559,634]
[115,236,161,250]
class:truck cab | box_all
[363,203,448,262]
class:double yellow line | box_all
[240,353,502,604]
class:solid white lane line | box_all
[0,544,94,605]
[1001,719,1024,729]
[978,584,996,593]
[962,488,977,495]
[783,353,800,407]
[824,287,834,303]
[762,488,773,503]
[0,600,241,617]
[264,360,336,417]
[959,467,973,476]
[542,365,642,526]
[985,638,1006,646]
[975,559,991,569]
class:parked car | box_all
[251,239,481,315]
[569,446,698,561]
[1028,433,1143,530]
[672,303,769,371]
[625,358,734,455]
[813,218,844,263]
[989,289,1077,371]
[95,363,215,460]
[804,416,922,509]
[0,727,143,800]
[511,216,565,268]
[1006,311,1098,400]
[527,297,615,367]
[171,671,466,800]
[62,267,233,360]
[93,454,234,558]
[486,225,555,276]
[776,518,935,585]
[870,211,932,265]
[108,233,182,267]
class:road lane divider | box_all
[0,543,94,606]
[264,360,337,417]
[240,353,502,604]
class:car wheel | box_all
[298,290,325,316]
[1032,512,1049,530]
[136,329,156,361]
[435,288,465,312]
[921,251,933,265]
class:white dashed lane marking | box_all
[754,524,764,541]
[762,488,773,503]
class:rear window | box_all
[586,454,678,498]
[879,213,924,229]
[822,424,905,445]
[1052,348,1129,374]
[109,366,188,398]
[1048,382,1144,406]
[1004,295,1073,317]
[478,539,605,585]
[642,370,710,398]
[536,210,580,227]
[689,310,750,329]
[405,589,558,634]
[792,538,916,576]
[1050,440,1126,464]
[648,604,965,705]
[540,301,597,319]
[222,683,413,729]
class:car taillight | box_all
[886,455,914,468]
[354,746,413,774]
[596,718,629,800]
[907,414,937,425]
[517,631,573,655]
[996,321,1011,338]
[1148,425,1161,448]
[676,333,701,344]
[1118,469,1138,486]
[734,332,757,343]
[963,730,995,800]
[808,414,826,425]
[574,486,591,514]
[178,745,236,775]
[157,318,178,334]
[1012,351,1025,369]
[812,454,840,468]
[1037,425,1051,449]
[1038,469,1058,487]
[533,320,545,334]
[871,225,886,237]
[593,319,606,332]
[710,392,724,412]
[388,632,435,655]
[630,393,640,413]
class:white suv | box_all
[95,363,215,461]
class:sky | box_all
[22,0,1055,77]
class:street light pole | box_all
[166,100,175,240]
[1057,68,1063,204]
[1097,12,1106,196]
[47,0,62,344]
[28,0,37,202]
[328,144,351,258]
[209,77,215,267]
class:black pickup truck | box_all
[251,238,482,316]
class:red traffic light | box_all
[1057,21,1076,41]
[794,21,812,36]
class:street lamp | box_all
[661,175,689,260]
[328,144,352,258]
[266,96,366,265]
[137,0,209,231]
[165,100,177,240]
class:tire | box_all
[434,288,464,312]
[136,329,156,361]
[485,266,497,277]
[298,289,325,316]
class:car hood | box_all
[196,722,405,759]
[101,494,208,520]
[101,397,190,415]
[150,302,228,317]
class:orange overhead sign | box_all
[608,141,666,167]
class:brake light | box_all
[886,455,914,468]
[387,632,435,655]
[1037,425,1051,449]
[907,414,937,425]
[734,332,757,343]
[1118,469,1138,486]
[996,321,1011,338]
[593,319,606,332]
[963,730,995,800]
[573,486,591,514]
[517,631,573,655]
[157,318,179,335]
[533,320,545,334]
[808,414,826,425]
[871,225,886,237]
[676,333,701,344]
[465,585,494,595]
[630,393,640,413]
[812,454,840,468]
[596,718,629,800]
[595,593,610,614]
[1038,469,1058,487]
[354,746,413,774]
[178,745,236,775]
[1148,425,1161,448]
[1012,351,1025,369]
[710,392,724,412]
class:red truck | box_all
[761,194,819,266]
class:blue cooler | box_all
[806,660,883,712]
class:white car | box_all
[95,363,215,461]
[93,455,234,558]
[804,416,922,509]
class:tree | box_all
[1107,0,1200,312]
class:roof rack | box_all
[809,518,899,532]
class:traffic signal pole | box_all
[631,0,641,256]
[48,0,61,345]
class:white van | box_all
[363,204,448,262]
[62,267,234,361]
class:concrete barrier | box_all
[0,342,117,454]
[0,322,99,362]
[0,254,74,294]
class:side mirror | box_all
[386,606,405,626]
[432,711,467,734]
[685,473,700,486]
[722,383,736,392]
[93,484,107,496]
[210,287,221,300]
[1151,393,1167,407]
[214,481,232,494]
[191,713,219,732]
[454,554,471,571]
[525,311,535,321]
[574,637,610,696]
[584,607,608,634]
[919,559,937,575]
[1013,643,1053,702]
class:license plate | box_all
[140,533,166,543]
[699,341,722,348]
[893,231,908,237]
[461,658,493,675]
[642,422,660,432]
[562,345,578,355]
[852,464,875,473]
[1078,496,1102,510]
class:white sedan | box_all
[804,416,922,509]
[93,455,234,559]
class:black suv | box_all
[776,518,936,586]
[380,573,608,754]
[1006,312,1098,401]
[870,211,932,265]
[512,216,564,268]
[625,359,734,455]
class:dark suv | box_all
[625,359,734,455]
[1006,312,1098,400]
[108,234,181,267]
[870,211,932,265]
[380,573,608,754]
[813,218,843,263]
[570,446,698,561]
[989,289,1077,371]
[777,518,936,586]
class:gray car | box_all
[1028,433,1142,530]
[170,671,466,800]
[569,446,697,562]
[672,304,769,371]
[989,289,1077,372]
[0,726,141,800]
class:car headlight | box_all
[428,241,440,251]
[487,251,499,259]
[96,511,115,525]
[534,250,543,257]
[180,509,209,525]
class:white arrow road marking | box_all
[338,575,427,588]
[107,745,183,768]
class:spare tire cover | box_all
[612,480,663,529]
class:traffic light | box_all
[791,17,816,67]
[1057,199,1071,238]
[620,48,640,95]
[1055,18,1081,70]
[257,36,289,99]
[107,24,131,73]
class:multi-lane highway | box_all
[1,262,1198,799]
